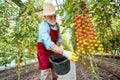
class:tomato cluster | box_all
[74,3,104,55]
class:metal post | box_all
[55,0,59,9]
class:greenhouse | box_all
[0,0,120,80]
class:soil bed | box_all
[0,56,120,80]
[0,62,40,80]
[76,56,120,80]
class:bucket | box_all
[49,54,70,75]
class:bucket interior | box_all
[50,54,67,63]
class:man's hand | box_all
[63,50,79,62]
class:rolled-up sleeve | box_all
[39,22,55,50]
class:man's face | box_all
[44,14,56,25]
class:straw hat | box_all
[43,3,56,16]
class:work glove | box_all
[63,50,79,62]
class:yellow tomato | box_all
[83,42,88,45]
[91,47,95,50]
[97,47,101,51]
[82,51,86,54]
[94,37,98,39]
[99,44,103,47]
[92,40,96,43]
[95,44,98,47]
[88,49,92,52]
[97,40,101,44]
[87,46,91,49]
[92,50,96,53]
[78,49,81,52]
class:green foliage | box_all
[58,0,120,54]
[89,0,120,53]
[57,1,120,80]
[0,0,43,67]
[62,34,72,51]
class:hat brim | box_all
[43,11,56,16]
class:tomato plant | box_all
[0,0,44,68]
[89,0,120,54]
[58,0,120,54]
[57,0,120,79]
